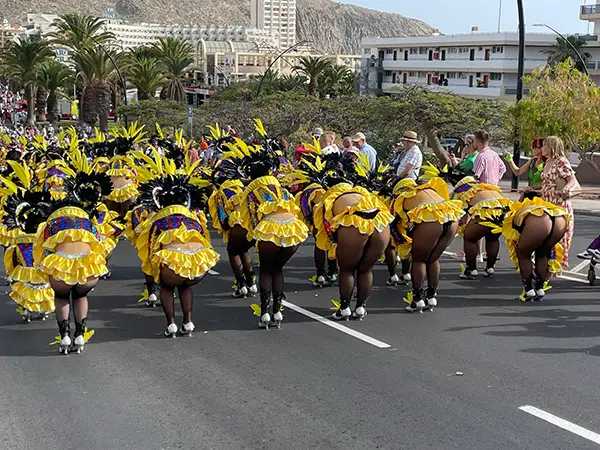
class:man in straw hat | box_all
[396,130,423,180]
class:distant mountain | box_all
[5,0,435,54]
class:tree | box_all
[151,37,194,102]
[118,100,189,132]
[1,38,53,126]
[512,59,600,171]
[47,14,115,51]
[72,47,122,130]
[126,53,166,100]
[36,60,73,126]
[294,56,332,97]
[548,35,592,73]
[318,64,354,98]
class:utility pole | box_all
[512,0,525,190]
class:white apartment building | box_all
[24,13,280,50]
[361,31,600,101]
[251,0,297,49]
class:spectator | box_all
[188,144,199,164]
[320,131,340,155]
[396,130,423,180]
[351,132,377,171]
[472,130,506,186]
[312,128,324,140]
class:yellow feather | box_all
[6,161,31,190]
[403,291,413,305]
[330,299,341,310]
[250,304,261,316]
[254,118,266,137]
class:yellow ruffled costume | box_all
[239,175,308,247]
[136,205,219,283]
[295,183,326,232]
[94,203,120,255]
[4,233,55,313]
[390,177,465,258]
[314,183,394,259]
[451,179,512,235]
[207,179,245,243]
[33,206,109,285]
[105,156,139,203]
[123,204,151,242]
[501,197,568,275]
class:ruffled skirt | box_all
[105,183,139,203]
[38,251,108,285]
[251,213,309,248]
[10,282,55,313]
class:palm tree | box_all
[36,61,73,126]
[294,56,332,97]
[151,37,194,101]
[277,73,307,92]
[72,47,122,130]
[548,35,592,72]
[2,38,54,126]
[47,14,115,51]
[126,54,166,100]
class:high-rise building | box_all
[251,0,297,49]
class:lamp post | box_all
[533,23,590,76]
[256,40,309,97]
[63,24,128,128]
[512,0,525,190]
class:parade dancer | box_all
[313,153,394,320]
[135,155,219,338]
[34,149,112,354]
[0,162,55,322]
[451,176,512,279]
[233,120,309,329]
[391,177,464,312]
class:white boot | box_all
[164,323,178,338]
[180,322,195,336]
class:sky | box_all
[341,0,591,35]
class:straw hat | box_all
[402,131,421,144]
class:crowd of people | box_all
[0,119,587,355]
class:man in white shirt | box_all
[320,131,341,155]
[396,130,423,180]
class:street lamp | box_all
[532,23,590,76]
[256,40,310,97]
[512,0,525,190]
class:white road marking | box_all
[571,260,590,274]
[282,300,391,349]
[519,405,600,445]
[558,274,589,284]
[207,269,220,275]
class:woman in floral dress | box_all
[541,136,577,268]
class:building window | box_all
[447,72,456,79]
[492,46,503,53]
[490,73,502,81]
[458,73,468,79]
[364,48,371,54]
[393,50,397,61]
[384,70,392,76]
[409,71,417,77]
[448,47,458,54]
[385,49,393,54]
[410,48,418,55]
[419,47,428,54]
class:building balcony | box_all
[382,58,546,73]
[381,82,529,100]
[581,4,600,20]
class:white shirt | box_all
[321,145,341,155]
[396,145,423,180]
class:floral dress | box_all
[541,157,574,268]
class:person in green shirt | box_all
[505,137,546,200]
[449,134,477,174]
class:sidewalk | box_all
[498,180,600,217]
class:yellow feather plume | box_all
[6,161,32,190]
[403,291,414,305]
[250,304,261,316]
[254,118,266,137]
[155,123,165,140]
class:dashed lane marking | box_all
[571,260,591,274]
[282,300,392,349]
[519,405,600,446]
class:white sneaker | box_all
[535,289,545,299]
[273,311,283,322]
[353,306,367,319]
[165,323,178,337]
[386,274,400,286]
[249,284,258,295]
[402,273,412,282]
[483,268,495,277]
[259,313,271,328]
[181,322,195,336]
[427,297,438,307]
[578,251,592,260]
[416,299,426,309]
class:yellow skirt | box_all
[0,226,19,247]
[106,183,139,203]
[469,197,512,221]
[38,251,108,285]
[502,197,568,275]
[407,199,465,224]
[151,246,220,282]
[251,215,309,248]
[10,282,55,313]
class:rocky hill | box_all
[3,0,435,54]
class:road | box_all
[1,215,600,450]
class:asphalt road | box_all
[1,215,600,450]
